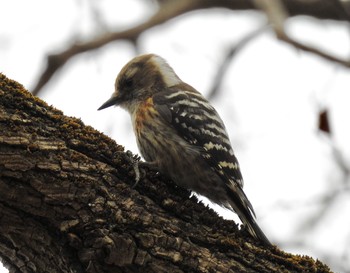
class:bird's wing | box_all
[153,88,244,189]
[153,88,260,228]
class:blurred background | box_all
[1,0,350,272]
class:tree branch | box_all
[31,0,350,96]
[256,0,350,67]
[207,25,269,100]
[0,74,333,272]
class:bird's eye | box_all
[124,78,133,88]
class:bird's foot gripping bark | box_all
[123,151,159,188]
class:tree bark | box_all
[0,73,332,273]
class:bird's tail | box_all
[226,185,271,246]
[240,212,271,246]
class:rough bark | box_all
[0,73,332,273]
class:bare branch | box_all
[31,1,199,95]
[31,0,350,96]
[255,0,350,68]
[280,35,350,67]
[207,25,268,100]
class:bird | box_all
[98,54,271,246]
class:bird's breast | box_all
[132,97,158,138]
[131,96,169,163]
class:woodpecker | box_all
[98,54,271,245]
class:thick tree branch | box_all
[0,74,334,272]
[31,0,350,96]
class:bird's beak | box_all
[98,95,121,111]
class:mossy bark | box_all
[0,74,332,273]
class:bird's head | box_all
[98,54,181,113]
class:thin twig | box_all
[207,25,269,100]
[31,1,200,95]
